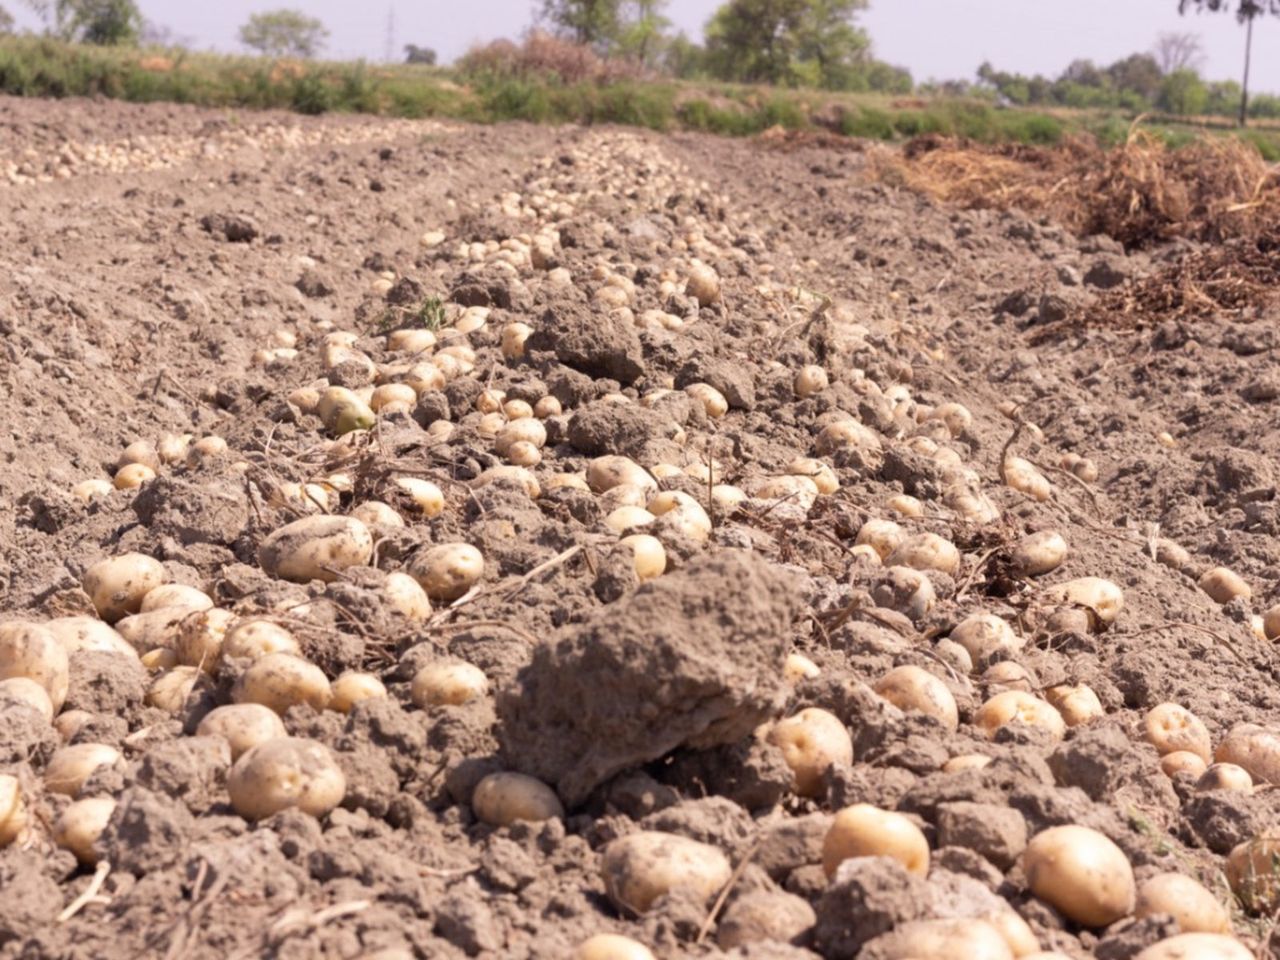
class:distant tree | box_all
[616,0,669,66]
[0,4,13,33]
[140,20,191,47]
[662,30,705,78]
[1179,0,1280,125]
[536,0,622,50]
[1107,52,1162,100]
[704,0,868,87]
[239,9,328,58]
[404,43,436,64]
[793,0,870,89]
[1157,67,1209,114]
[1206,78,1243,114]
[25,0,141,43]
[1152,31,1205,72]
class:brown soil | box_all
[2,94,1280,958]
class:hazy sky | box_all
[7,1,1280,92]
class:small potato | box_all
[472,772,565,826]
[1011,531,1068,578]
[534,396,562,418]
[794,365,829,398]
[788,457,839,495]
[874,665,958,730]
[370,383,417,412]
[394,477,445,517]
[175,607,237,672]
[330,672,387,713]
[684,263,720,306]
[814,419,882,458]
[711,484,748,512]
[45,743,121,796]
[619,534,666,581]
[1023,825,1135,927]
[1134,934,1252,960]
[1135,872,1230,934]
[1045,684,1104,727]
[784,652,820,684]
[1002,457,1051,501]
[351,500,405,528]
[1196,763,1252,794]
[950,613,1022,663]
[768,708,854,798]
[856,518,904,560]
[823,804,929,878]
[983,660,1036,693]
[382,572,432,622]
[601,831,732,914]
[869,918,1012,960]
[411,661,488,707]
[0,677,54,722]
[141,649,178,672]
[975,691,1066,741]
[54,796,116,865]
[317,386,375,435]
[197,703,288,760]
[227,737,345,821]
[233,653,331,714]
[686,382,728,418]
[147,666,201,712]
[54,709,94,741]
[139,584,213,614]
[82,552,167,623]
[647,491,711,541]
[885,494,923,518]
[945,481,1001,523]
[752,475,818,510]
[409,543,485,602]
[1145,703,1212,763]
[501,322,533,359]
[259,515,374,583]
[387,328,437,353]
[117,439,159,471]
[717,889,817,950]
[885,532,960,575]
[0,774,28,847]
[932,402,973,437]
[495,418,547,455]
[605,506,655,534]
[573,934,655,960]
[72,478,113,503]
[872,565,936,621]
[1044,577,1124,625]
[0,621,70,712]
[222,620,300,661]
[1161,751,1209,779]
[1262,604,1280,642]
[944,754,993,773]
[1199,567,1251,605]
[1215,723,1280,784]
[114,462,156,490]
[156,434,193,466]
[186,435,229,467]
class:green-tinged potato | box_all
[82,552,167,623]
[1135,872,1230,934]
[1024,825,1135,927]
[54,796,116,865]
[601,831,731,914]
[768,708,853,798]
[197,703,288,760]
[259,515,373,583]
[823,804,929,878]
[410,662,488,707]
[232,653,331,714]
[317,386,375,436]
[875,665,959,730]
[1133,934,1252,960]
[45,743,121,796]
[227,737,345,821]
[330,672,387,713]
[472,772,564,825]
[408,543,484,601]
[0,774,28,847]
[0,621,69,712]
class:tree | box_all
[0,5,13,33]
[536,0,622,50]
[404,44,436,64]
[1107,53,1162,100]
[1179,0,1280,126]
[24,0,141,43]
[616,0,670,66]
[1152,31,1205,72]
[239,9,328,58]
[1157,67,1209,114]
[704,0,868,87]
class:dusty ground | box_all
[2,94,1280,959]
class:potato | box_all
[45,742,121,796]
[1228,830,1280,912]
[945,481,1001,523]
[141,649,178,672]
[983,660,1036,693]
[716,889,817,950]
[815,419,881,458]
[54,796,116,865]
[1011,531,1068,578]
[711,484,748,512]
[886,532,959,575]
[794,365,829,398]
[1196,763,1252,794]
[82,552,167,623]
[870,918,1012,960]
[409,543,485,602]
[752,475,819,510]
[501,322,532,360]
[147,665,202,712]
[975,691,1066,741]
[113,462,155,490]
[411,661,488,707]
[1145,704,1212,763]
[823,804,929,878]
[506,441,541,467]
[1262,604,1280,642]
[944,754,993,773]
[0,621,69,712]
[394,477,445,517]
[874,665,958,730]
[787,457,838,495]
[1135,872,1230,934]
[472,772,565,825]
[317,386,376,435]
[619,534,666,581]
[1023,825,1135,927]
[382,572,432,622]
[495,418,547,455]
[227,737,345,821]
[534,396,562,418]
[685,263,720,306]
[1199,567,1251,605]
[573,934,655,960]
[387,328,437,353]
[186,435,229,468]
[473,465,541,499]
[370,382,417,413]
[1002,457,1051,501]
[856,518,905,560]
[985,908,1038,956]
[886,494,924,518]
[647,491,711,541]
[0,775,27,847]
[605,506,655,534]
[222,620,300,661]
[197,703,288,760]
[114,607,191,653]
[1133,934,1252,960]
[1044,577,1124,625]
[175,607,236,672]
[932,401,973,437]
[601,831,732,914]
[1045,683,1104,727]
[0,676,54,722]
[1215,723,1280,784]
[259,515,373,584]
[1161,751,1209,779]
[950,613,1022,663]
[139,584,212,614]
[784,652,821,684]
[233,653,331,714]
[72,478,114,503]
[768,708,854,797]
[330,672,387,713]
[350,499,403,530]
[872,566,936,621]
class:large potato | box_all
[768,708,853,798]
[1133,934,1252,960]
[227,737,345,821]
[408,543,485,601]
[975,691,1066,741]
[472,772,565,826]
[46,617,137,659]
[1044,577,1124,625]
[1146,704,1212,764]
[1227,830,1280,913]
[950,613,1022,662]
[1135,872,1230,934]
[1215,723,1280,784]
[259,516,373,583]
[197,703,288,760]
[1023,825,1135,927]
[82,552,167,623]
[0,621,69,712]
[869,918,1013,960]
[823,804,929,878]
[232,652,331,714]
[54,796,116,865]
[600,831,731,914]
[874,665,958,730]
[45,743,121,796]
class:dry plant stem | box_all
[57,860,111,923]
[954,546,1000,600]
[696,839,761,945]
